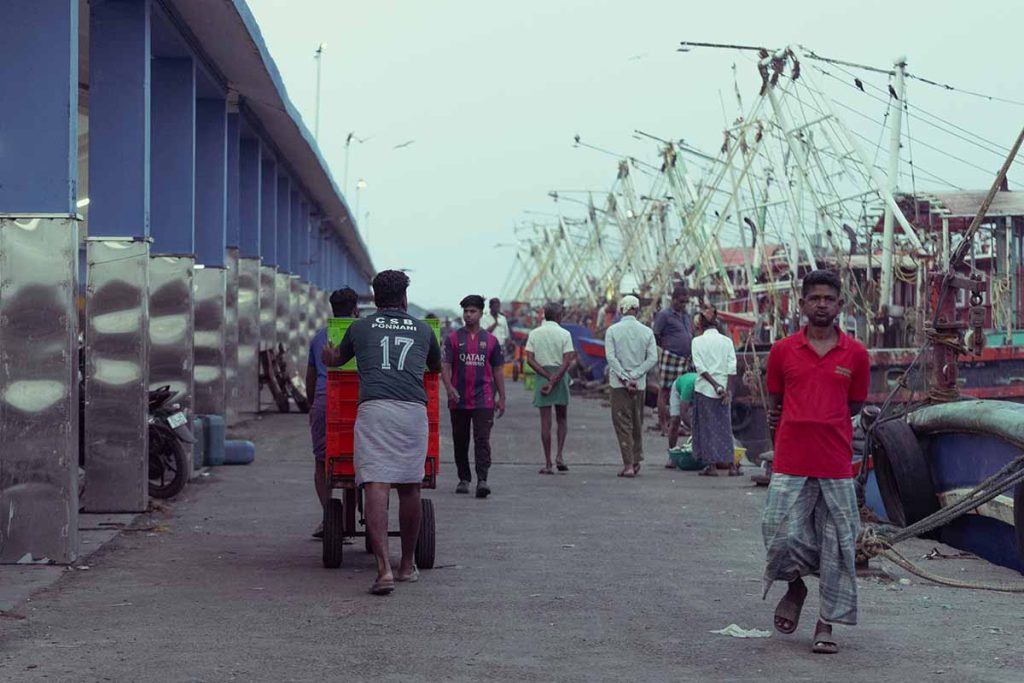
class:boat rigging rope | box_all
[858,454,1024,592]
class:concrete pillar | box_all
[83,0,151,513]
[258,155,278,355]
[237,138,261,413]
[193,98,227,416]
[0,1,80,562]
[224,112,241,424]
[149,56,197,479]
[275,176,292,354]
[287,193,304,371]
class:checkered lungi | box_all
[659,348,693,389]
[761,474,860,625]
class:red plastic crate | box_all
[326,421,354,456]
[329,454,356,478]
[327,371,359,422]
[325,371,442,483]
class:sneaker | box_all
[312,522,324,539]
[455,480,470,494]
[476,481,491,498]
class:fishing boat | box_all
[500,42,1024,571]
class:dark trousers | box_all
[450,408,495,483]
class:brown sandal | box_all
[811,622,838,654]
[773,581,808,634]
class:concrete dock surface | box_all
[0,386,1022,682]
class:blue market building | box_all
[0,1,372,563]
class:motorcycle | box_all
[148,385,194,499]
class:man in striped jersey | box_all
[442,294,507,498]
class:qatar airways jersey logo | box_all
[459,352,487,366]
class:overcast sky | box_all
[247,0,1024,311]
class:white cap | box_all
[619,295,640,312]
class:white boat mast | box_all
[879,57,907,310]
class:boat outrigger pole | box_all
[927,125,1024,402]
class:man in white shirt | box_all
[484,297,511,347]
[525,302,576,475]
[690,307,739,476]
[604,295,659,478]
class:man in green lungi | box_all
[525,302,576,475]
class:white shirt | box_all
[604,315,658,389]
[482,312,510,346]
[690,328,737,398]
[525,320,574,367]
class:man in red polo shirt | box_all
[761,269,870,655]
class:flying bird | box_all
[854,77,864,92]
[393,140,416,150]
[888,84,899,100]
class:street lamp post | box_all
[314,43,326,141]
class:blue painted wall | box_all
[239,139,261,258]
[194,99,227,266]
[88,0,151,237]
[226,113,241,249]
[289,191,303,279]
[260,156,277,266]
[276,175,291,272]
[0,1,78,213]
[150,58,195,254]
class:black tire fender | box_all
[415,498,436,569]
[872,418,939,530]
[322,499,344,568]
[148,425,188,499]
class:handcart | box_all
[320,317,441,570]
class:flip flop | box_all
[556,463,569,472]
[396,567,420,583]
[370,577,395,596]
[812,624,839,654]
[773,581,808,634]
[633,463,642,475]
[538,467,554,475]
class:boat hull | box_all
[865,401,1024,573]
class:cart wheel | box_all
[322,499,344,568]
[415,498,435,569]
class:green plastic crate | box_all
[326,316,441,370]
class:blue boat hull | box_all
[866,402,1024,574]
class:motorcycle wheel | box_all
[149,427,189,499]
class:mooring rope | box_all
[857,454,1024,592]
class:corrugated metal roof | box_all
[923,190,1024,219]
